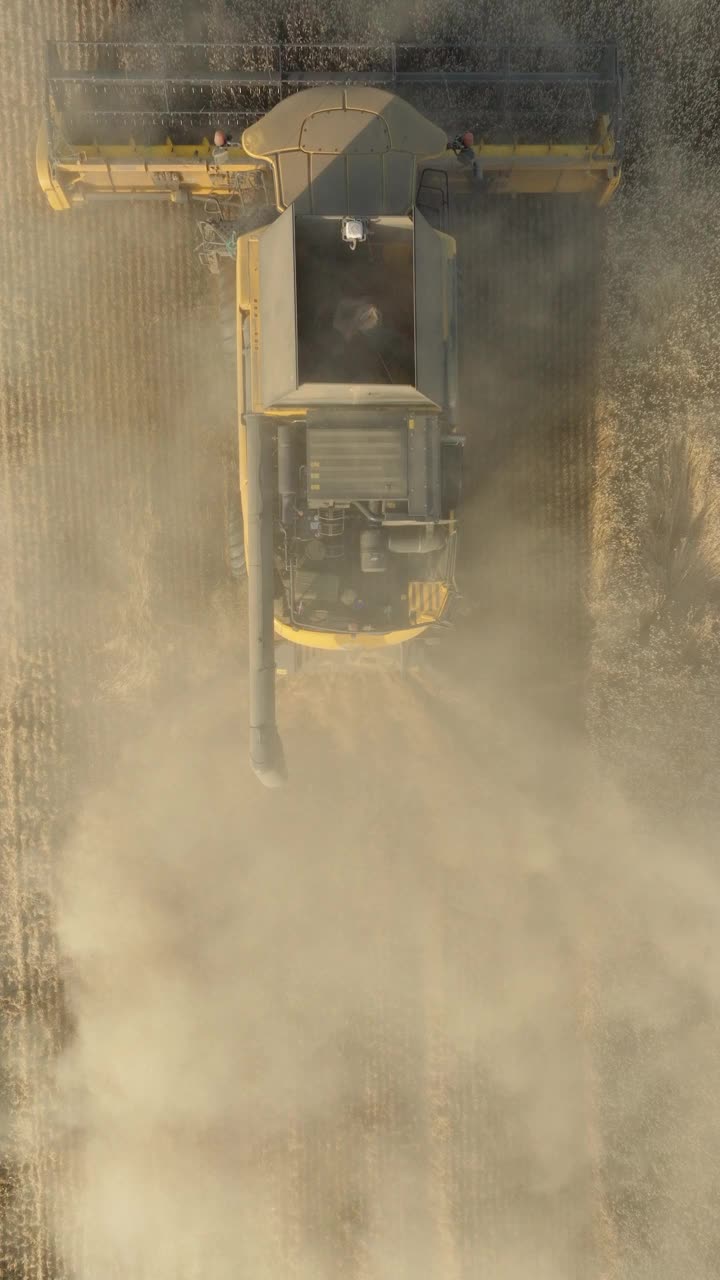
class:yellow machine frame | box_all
[38,119,620,213]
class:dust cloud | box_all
[2,0,720,1278]
[52,636,720,1279]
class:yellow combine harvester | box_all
[38,41,625,784]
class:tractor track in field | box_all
[0,193,228,1268]
[0,3,226,1263]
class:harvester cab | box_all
[37,41,625,785]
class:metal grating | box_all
[306,424,407,501]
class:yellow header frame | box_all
[37,109,621,211]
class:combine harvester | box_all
[37,41,624,784]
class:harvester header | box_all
[38,40,624,212]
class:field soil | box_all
[2,2,720,1279]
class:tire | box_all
[218,261,237,366]
[226,484,246,579]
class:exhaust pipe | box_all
[245,413,287,787]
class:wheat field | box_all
[2,2,720,1278]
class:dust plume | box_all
[52,629,720,1279]
[2,1,720,1279]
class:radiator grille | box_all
[306,425,408,501]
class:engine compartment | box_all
[271,415,459,635]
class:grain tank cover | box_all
[249,206,454,412]
[242,86,447,216]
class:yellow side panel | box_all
[235,246,250,559]
[236,233,252,312]
[408,580,449,624]
[248,238,262,414]
[36,124,70,211]
[486,170,617,198]
[468,133,621,206]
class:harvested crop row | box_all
[453,194,604,685]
